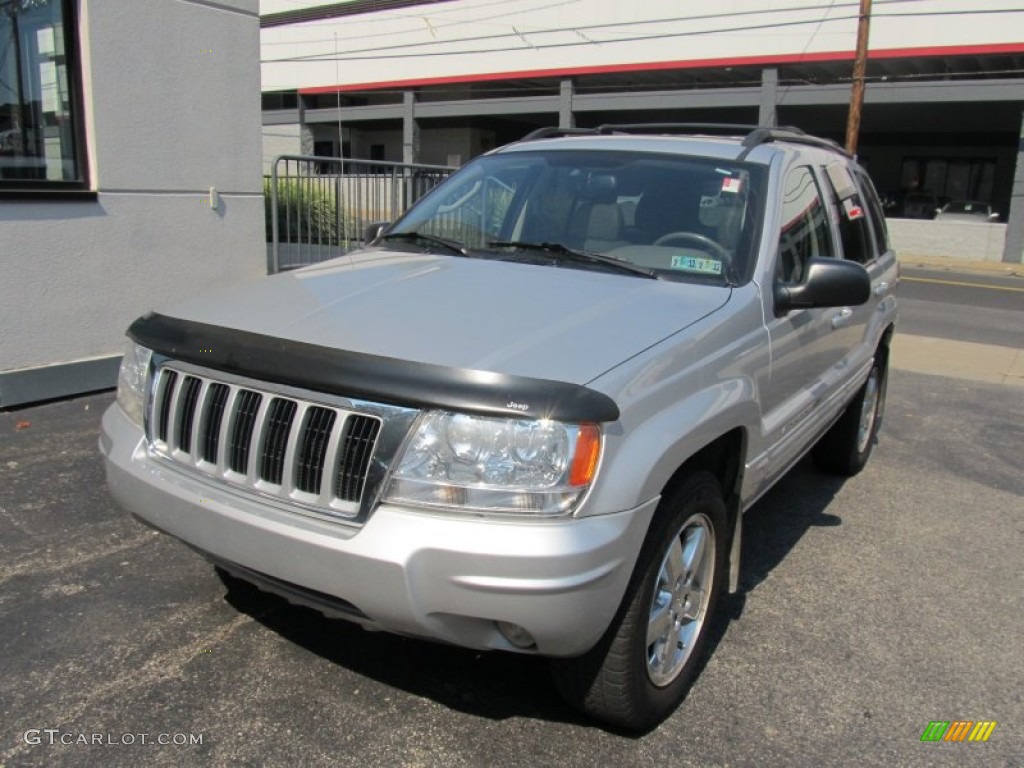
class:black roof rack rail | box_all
[519,126,599,141]
[519,123,851,158]
[739,126,849,158]
[594,122,761,136]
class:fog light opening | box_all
[496,620,536,649]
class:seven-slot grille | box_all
[149,367,382,519]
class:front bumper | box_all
[100,404,656,656]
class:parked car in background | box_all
[934,200,999,222]
[899,192,942,219]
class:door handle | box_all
[874,281,889,297]
[831,307,853,329]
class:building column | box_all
[402,91,419,165]
[1003,110,1024,264]
[298,95,315,155]
[559,79,575,129]
[759,68,778,128]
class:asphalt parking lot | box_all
[1,367,1021,767]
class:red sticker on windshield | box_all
[722,178,742,194]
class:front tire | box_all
[551,472,729,731]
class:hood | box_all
[159,250,731,385]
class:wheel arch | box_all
[879,322,895,354]
[660,428,746,528]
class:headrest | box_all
[581,173,617,204]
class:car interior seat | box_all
[566,174,627,252]
[633,178,708,245]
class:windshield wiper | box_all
[379,231,468,256]
[487,241,659,280]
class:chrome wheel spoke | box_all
[681,526,706,580]
[678,615,699,648]
[663,536,684,586]
[679,584,705,621]
[647,592,673,645]
[657,636,672,668]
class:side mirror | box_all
[775,258,870,315]
[364,221,389,243]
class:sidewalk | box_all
[891,333,1024,387]
[897,252,1024,278]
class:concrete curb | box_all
[898,253,1024,278]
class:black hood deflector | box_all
[128,312,620,423]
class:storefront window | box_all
[0,0,86,188]
[900,156,996,204]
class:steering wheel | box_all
[652,231,731,260]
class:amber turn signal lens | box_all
[569,424,601,487]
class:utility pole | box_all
[845,0,872,154]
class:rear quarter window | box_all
[824,163,874,264]
[854,168,891,257]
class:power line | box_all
[261,6,1023,65]
[263,0,585,43]
[263,0,842,46]
[260,0,961,53]
[265,3,865,59]
[265,13,865,63]
[778,0,840,112]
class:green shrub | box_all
[264,177,351,245]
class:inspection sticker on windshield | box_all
[721,177,742,194]
[671,255,723,275]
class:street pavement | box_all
[1,273,1021,767]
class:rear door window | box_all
[853,168,891,257]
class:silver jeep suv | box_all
[101,124,898,730]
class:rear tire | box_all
[551,472,729,731]
[813,347,888,476]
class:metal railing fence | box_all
[268,155,456,273]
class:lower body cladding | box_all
[100,404,657,657]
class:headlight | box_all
[383,411,601,516]
[116,340,152,429]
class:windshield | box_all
[386,149,767,285]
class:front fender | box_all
[581,288,768,516]
[590,379,759,515]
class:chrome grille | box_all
[201,383,230,463]
[260,398,297,485]
[176,376,202,454]
[337,415,381,502]
[155,369,177,443]
[229,389,262,474]
[148,366,386,520]
[296,407,336,494]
